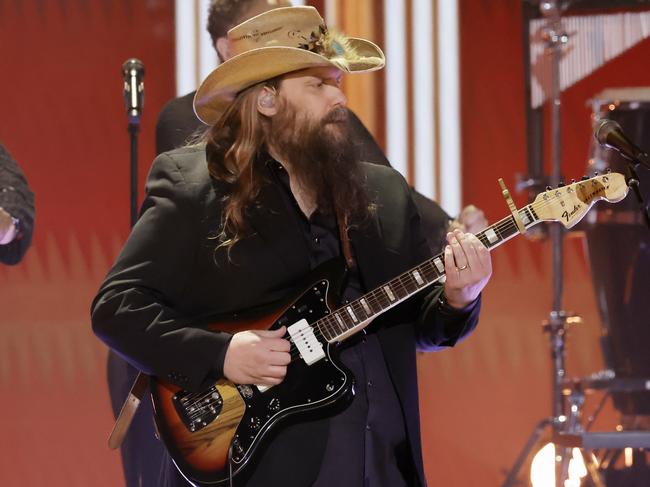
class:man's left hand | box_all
[442,229,492,309]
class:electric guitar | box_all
[150,173,629,486]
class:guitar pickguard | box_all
[229,279,352,470]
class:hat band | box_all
[229,23,328,58]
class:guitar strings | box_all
[312,185,606,341]
[314,208,526,341]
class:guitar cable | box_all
[228,444,234,487]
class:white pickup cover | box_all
[288,318,326,366]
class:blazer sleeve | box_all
[397,173,481,351]
[0,144,35,265]
[91,153,231,392]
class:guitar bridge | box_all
[173,385,223,432]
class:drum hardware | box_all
[505,2,620,485]
[581,93,650,483]
[514,106,650,485]
[618,165,650,232]
[503,3,585,486]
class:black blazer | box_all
[92,147,479,486]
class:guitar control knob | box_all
[249,416,262,431]
[238,385,254,399]
[232,437,244,456]
[557,181,565,187]
[546,186,552,191]
[268,398,280,412]
[581,175,589,181]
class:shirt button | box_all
[366,424,371,431]
[367,380,373,388]
[314,237,320,244]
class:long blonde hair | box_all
[204,80,278,250]
[204,77,373,254]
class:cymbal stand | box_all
[538,3,576,485]
[503,2,580,486]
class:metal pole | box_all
[539,3,570,486]
[129,123,140,228]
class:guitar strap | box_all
[108,372,149,449]
[336,210,355,269]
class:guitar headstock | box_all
[532,173,628,228]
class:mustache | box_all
[322,107,349,124]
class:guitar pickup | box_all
[173,385,223,432]
[288,319,326,365]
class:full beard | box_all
[267,104,372,223]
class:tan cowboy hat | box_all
[193,5,385,125]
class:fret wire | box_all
[317,319,330,340]
[419,264,438,282]
[333,311,348,332]
[492,217,508,241]
[391,280,408,299]
[415,264,435,283]
[332,312,346,333]
[350,301,367,321]
[368,290,386,313]
[343,302,361,324]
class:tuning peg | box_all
[581,175,589,181]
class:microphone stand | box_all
[620,160,650,232]
[128,119,139,227]
[122,58,144,227]
[503,3,583,486]
[543,4,574,484]
[106,59,148,460]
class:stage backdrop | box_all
[2,1,650,486]
[0,1,175,485]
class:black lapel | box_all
[349,214,388,291]
[246,178,311,279]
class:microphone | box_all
[122,58,145,123]
[594,118,650,169]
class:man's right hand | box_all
[223,326,291,386]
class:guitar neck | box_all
[317,204,540,343]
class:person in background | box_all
[0,143,34,265]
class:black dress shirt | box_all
[267,160,473,486]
